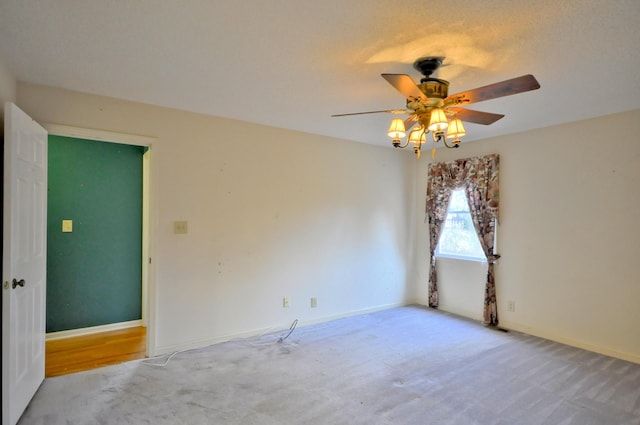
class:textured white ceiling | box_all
[1,0,639,147]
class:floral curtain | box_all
[425,154,500,325]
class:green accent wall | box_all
[47,135,144,332]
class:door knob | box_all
[12,278,25,289]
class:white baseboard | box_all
[150,302,409,357]
[437,303,484,323]
[410,303,639,364]
[45,320,143,341]
[499,320,640,365]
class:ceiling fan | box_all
[332,56,540,158]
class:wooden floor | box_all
[46,326,147,377]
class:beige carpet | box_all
[19,305,640,424]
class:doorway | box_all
[43,124,154,365]
[47,134,144,331]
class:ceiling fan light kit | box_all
[446,118,466,143]
[333,56,540,159]
[387,117,407,147]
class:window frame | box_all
[435,188,487,263]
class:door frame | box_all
[43,123,156,355]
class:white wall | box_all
[0,58,17,116]
[16,82,418,354]
[14,81,639,363]
[413,109,640,363]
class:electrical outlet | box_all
[283,297,290,308]
[174,221,188,234]
[311,297,317,308]
[507,300,515,312]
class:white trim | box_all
[151,302,408,356]
[499,320,640,365]
[438,303,484,323]
[43,123,155,146]
[141,150,150,327]
[436,253,487,263]
[45,320,143,341]
[435,302,639,364]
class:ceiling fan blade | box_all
[405,115,418,131]
[381,74,428,101]
[331,109,407,117]
[446,74,540,106]
[448,107,505,125]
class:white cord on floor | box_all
[142,319,299,367]
[142,348,192,367]
[278,319,298,343]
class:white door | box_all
[2,102,48,425]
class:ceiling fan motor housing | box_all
[418,78,449,99]
[413,56,449,100]
[406,78,449,114]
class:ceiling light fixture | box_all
[387,118,407,147]
[387,107,464,159]
[333,56,540,160]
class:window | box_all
[436,188,486,262]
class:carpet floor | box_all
[19,305,640,424]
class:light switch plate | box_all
[62,219,73,233]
